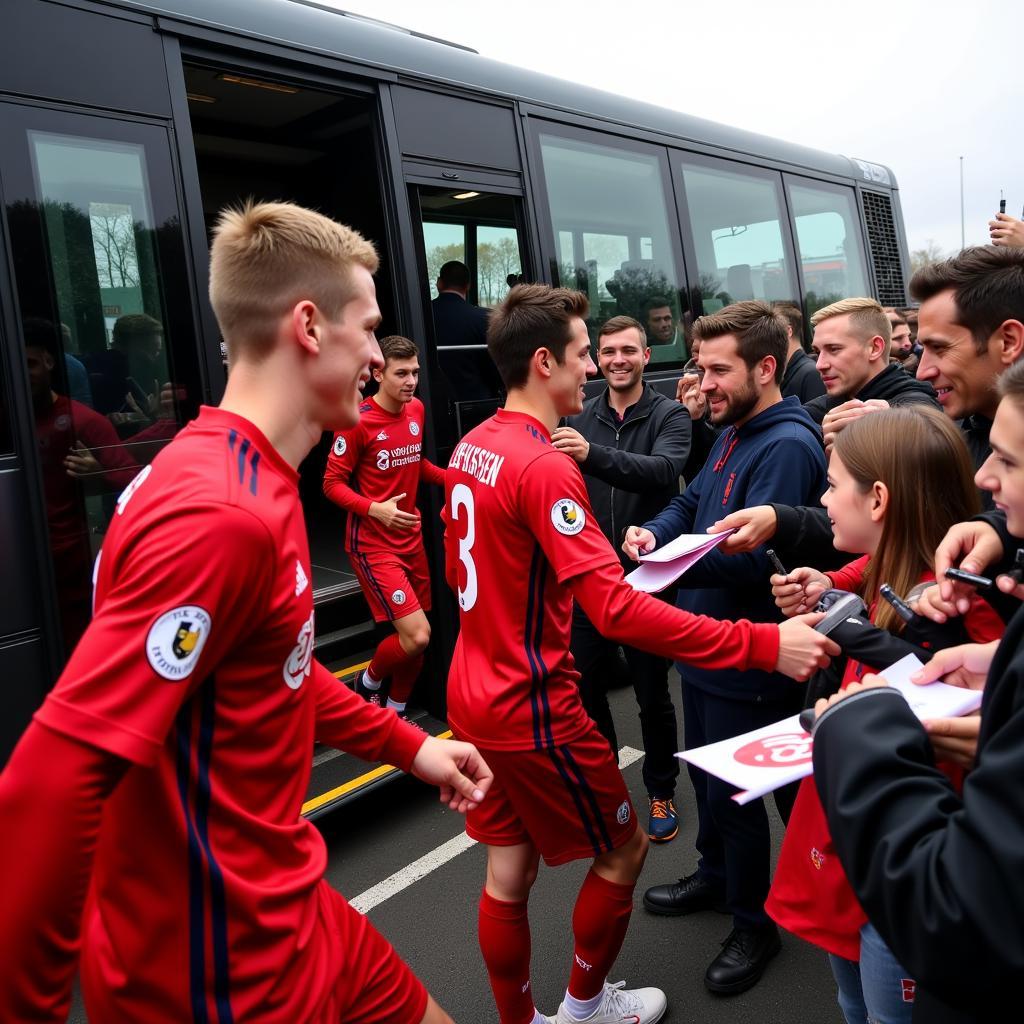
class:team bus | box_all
[0,0,911,811]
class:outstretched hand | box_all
[707,505,777,553]
[410,736,493,814]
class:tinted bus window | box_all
[539,133,686,361]
[787,180,869,317]
[11,124,193,655]
[680,159,798,312]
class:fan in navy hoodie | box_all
[630,302,827,996]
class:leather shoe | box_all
[704,924,781,994]
[643,872,727,916]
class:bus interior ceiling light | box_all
[452,192,480,200]
[218,74,300,94]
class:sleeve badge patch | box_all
[550,498,586,536]
[146,606,212,681]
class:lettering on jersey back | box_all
[449,441,505,488]
[116,464,153,516]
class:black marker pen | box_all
[766,549,788,576]
[880,583,916,623]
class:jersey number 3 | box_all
[450,483,478,612]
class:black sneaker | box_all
[643,871,727,916]
[704,924,781,995]
[356,670,383,705]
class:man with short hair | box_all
[324,334,445,718]
[710,248,1024,562]
[0,201,492,1024]
[445,286,836,1024]
[432,259,501,401]
[622,301,829,996]
[886,310,919,374]
[772,300,825,402]
[807,296,938,449]
[551,315,691,843]
[643,296,686,353]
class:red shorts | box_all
[350,547,431,623]
[320,884,429,1024]
[463,725,637,866]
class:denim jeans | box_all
[828,922,915,1023]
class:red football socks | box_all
[389,652,424,704]
[567,869,635,1000]
[479,889,535,1024]
[367,633,408,683]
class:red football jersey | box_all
[35,406,425,1022]
[323,395,444,556]
[443,410,779,753]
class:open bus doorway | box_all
[182,63,395,626]
[413,185,530,453]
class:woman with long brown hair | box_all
[765,406,1004,1023]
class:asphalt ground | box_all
[68,675,845,1023]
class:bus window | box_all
[419,188,524,422]
[8,122,196,656]
[538,133,686,363]
[787,180,869,318]
[679,158,798,314]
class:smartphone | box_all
[1000,197,1007,215]
[944,567,993,590]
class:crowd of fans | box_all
[563,242,1024,1023]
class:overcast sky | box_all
[327,0,1023,258]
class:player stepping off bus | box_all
[443,283,838,1024]
[324,334,445,718]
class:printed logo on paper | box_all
[147,606,211,681]
[551,498,585,535]
[733,732,812,768]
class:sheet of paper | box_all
[677,654,983,806]
[625,530,735,593]
[678,714,813,803]
[637,530,735,564]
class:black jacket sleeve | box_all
[581,404,690,490]
[812,671,1024,1018]
[770,503,848,571]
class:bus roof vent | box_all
[862,190,907,307]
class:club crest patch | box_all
[146,606,212,681]
[333,435,347,457]
[392,589,407,606]
[551,498,585,535]
[616,801,631,825]
[409,420,420,436]
[377,450,391,471]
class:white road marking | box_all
[349,745,646,914]
[618,745,644,770]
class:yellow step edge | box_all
[303,729,454,815]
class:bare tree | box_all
[90,204,140,289]
[910,239,948,277]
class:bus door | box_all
[174,59,400,660]
[0,101,205,758]
[408,182,532,454]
